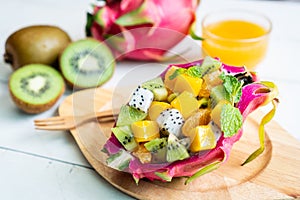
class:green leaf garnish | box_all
[185,161,222,184]
[155,171,172,182]
[186,66,202,78]
[221,104,243,137]
[169,68,186,80]
[220,73,242,105]
[242,99,277,165]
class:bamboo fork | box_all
[34,109,118,131]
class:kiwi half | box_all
[60,38,115,89]
[9,64,65,114]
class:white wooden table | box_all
[0,0,299,199]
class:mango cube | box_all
[148,101,172,121]
[131,120,160,142]
[171,91,199,119]
[188,125,217,152]
[173,74,203,96]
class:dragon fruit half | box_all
[103,57,279,184]
[86,0,199,61]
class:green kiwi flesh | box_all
[199,56,222,77]
[210,85,229,108]
[166,134,189,163]
[111,125,138,152]
[142,77,168,101]
[144,137,168,163]
[116,105,147,127]
[9,64,65,113]
[60,38,115,89]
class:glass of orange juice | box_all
[201,9,272,70]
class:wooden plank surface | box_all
[59,87,300,200]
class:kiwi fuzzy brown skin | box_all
[9,85,65,114]
[4,25,71,70]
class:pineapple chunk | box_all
[173,74,203,96]
[171,91,199,119]
[131,120,160,142]
[148,101,171,121]
[188,125,217,152]
[164,66,180,91]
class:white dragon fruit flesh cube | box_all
[156,108,184,137]
[128,86,154,113]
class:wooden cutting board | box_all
[59,87,300,200]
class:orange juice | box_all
[202,12,271,70]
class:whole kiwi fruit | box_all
[4,25,71,70]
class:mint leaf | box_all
[186,66,202,78]
[169,68,186,80]
[221,104,243,137]
[220,73,242,104]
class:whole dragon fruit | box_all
[86,0,199,61]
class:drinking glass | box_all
[201,9,272,70]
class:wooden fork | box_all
[34,109,118,131]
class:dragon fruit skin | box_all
[87,0,198,61]
[103,58,278,182]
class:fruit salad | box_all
[102,56,278,184]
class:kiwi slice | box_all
[60,38,115,89]
[9,64,65,114]
[210,85,230,108]
[200,56,222,77]
[111,125,138,152]
[144,137,168,163]
[142,77,168,101]
[166,134,189,163]
[116,105,147,127]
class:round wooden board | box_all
[59,87,300,200]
